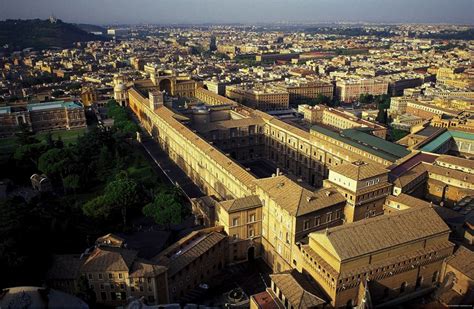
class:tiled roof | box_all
[445,246,474,280]
[254,175,345,216]
[425,162,473,183]
[129,259,166,278]
[270,270,326,309]
[155,231,226,277]
[329,160,388,180]
[392,162,427,189]
[81,247,138,272]
[48,249,166,279]
[389,151,438,179]
[156,105,257,195]
[386,193,432,209]
[219,195,262,213]
[435,155,474,172]
[251,291,281,309]
[309,206,450,261]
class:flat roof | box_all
[416,126,443,137]
[26,101,83,111]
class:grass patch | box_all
[0,127,88,154]
[36,127,88,145]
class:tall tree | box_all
[103,174,140,227]
[63,174,81,194]
[142,191,185,228]
[38,148,71,183]
[82,173,140,227]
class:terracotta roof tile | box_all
[254,175,346,216]
[445,246,474,280]
[270,270,326,308]
[219,195,262,213]
[309,206,450,261]
[329,161,388,181]
[81,247,137,272]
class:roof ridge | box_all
[296,186,305,216]
[322,206,427,234]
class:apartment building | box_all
[388,97,411,117]
[335,79,388,102]
[280,80,334,104]
[226,84,290,111]
[406,101,459,120]
[299,104,387,139]
[431,112,474,132]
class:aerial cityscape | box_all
[0,0,473,308]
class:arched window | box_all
[432,271,439,283]
[400,282,407,294]
[416,276,423,289]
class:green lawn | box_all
[0,127,88,154]
[36,127,88,145]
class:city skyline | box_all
[1,1,473,307]
[1,0,473,25]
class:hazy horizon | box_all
[0,0,473,25]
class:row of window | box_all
[231,214,256,226]
[303,210,342,231]
[88,272,127,280]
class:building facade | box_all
[0,101,86,136]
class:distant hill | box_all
[75,23,107,35]
[0,19,107,51]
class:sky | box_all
[0,0,473,25]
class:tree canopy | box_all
[142,190,187,227]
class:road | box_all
[138,134,205,201]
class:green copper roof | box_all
[311,125,410,162]
[27,101,83,111]
[420,130,474,153]
[0,106,11,114]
